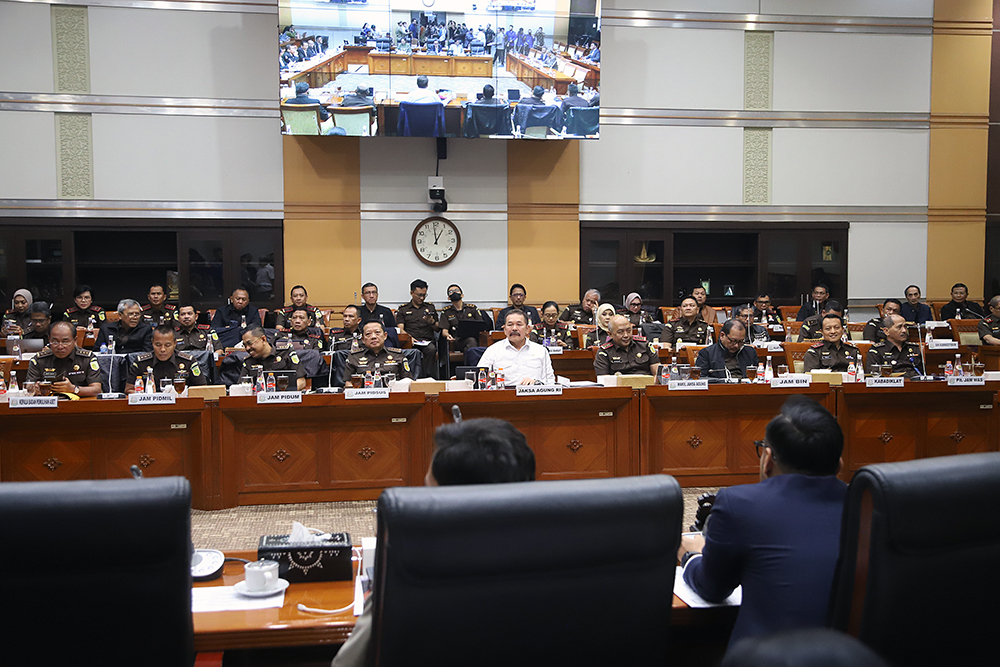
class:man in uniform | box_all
[479,310,555,385]
[275,285,320,329]
[497,284,540,329]
[240,326,306,390]
[692,286,718,325]
[939,282,986,320]
[210,287,261,349]
[331,305,365,353]
[126,325,208,393]
[798,300,843,342]
[733,304,769,345]
[752,293,782,325]
[662,296,710,351]
[396,279,439,379]
[359,283,397,329]
[440,284,491,353]
[277,308,326,351]
[901,285,933,324]
[96,299,154,353]
[531,301,574,349]
[23,302,52,344]
[594,315,658,377]
[863,299,901,343]
[142,284,176,327]
[559,289,600,325]
[26,321,102,397]
[978,296,1000,345]
[803,313,862,372]
[865,314,924,378]
[174,305,210,351]
[3,289,32,335]
[695,319,759,379]
[796,284,830,322]
[345,321,413,382]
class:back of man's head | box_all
[295,82,309,95]
[430,418,535,485]
[532,85,545,98]
[765,396,843,476]
[416,75,429,89]
[482,84,495,99]
[568,83,579,96]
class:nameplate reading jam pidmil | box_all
[948,376,986,386]
[128,393,176,405]
[516,385,563,396]
[9,396,58,408]
[345,388,390,399]
[668,380,709,390]
[928,339,959,350]
[770,376,810,388]
[257,391,303,404]
[866,377,904,388]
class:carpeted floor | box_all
[191,486,720,551]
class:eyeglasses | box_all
[754,440,765,458]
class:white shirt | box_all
[478,338,555,385]
[406,87,443,104]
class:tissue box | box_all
[407,379,447,395]
[257,532,353,583]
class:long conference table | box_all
[2,382,997,510]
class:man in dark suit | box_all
[679,396,847,646]
[560,83,589,115]
[288,81,330,122]
[340,85,374,109]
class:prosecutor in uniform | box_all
[210,288,261,348]
[978,296,1000,345]
[497,284,540,329]
[278,308,326,351]
[345,321,413,381]
[63,285,105,330]
[275,285,320,329]
[863,299,901,343]
[752,294,782,325]
[331,305,364,353]
[96,299,154,353]
[559,289,600,325]
[126,325,207,393]
[661,296,710,351]
[395,279,439,379]
[695,320,759,379]
[803,314,862,372]
[142,284,176,326]
[530,301,574,349]
[174,305,211,351]
[624,292,654,327]
[865,314,923,378]
[240,326,306,390]
[584,303,616,348]
[479,310,555,385]
[25,322,102,397]
[798,301,843,342]
[3,288,32,335]
[594,315,658,376]
[440,284,490,353]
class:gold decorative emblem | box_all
[688,435,702,449]
[139,453,155,468]
[43,458,62,471]
[273,448,291,462]
[73,365,80,370]
[275,356,282,362]
[951,430,966,443]
[567,439,583,452]
[879,432,893,444]
[358,446,376,460]
[633,242,656,263]
[179,363,185,369]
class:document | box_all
[673,566,742,608]
[191,586,285,613]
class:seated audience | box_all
[901,284,933,324]
[330,305,364,352]
[440,284,491,353]
[518,85,547,107]
[63,284,105,330]
[240,326,306,391]
[23,301,51,343]
[497,283,540,328]
[732,304,769,345]
[210,288,261,349]
[478,310,554,385]
[798,300,843,342]
[174,305,211,351]
[594,315,658,376]
[560,83,589,115]
[96,299,154,353]
[142,284,176,327]
[560,289,600,325]
[584,303,616,348]
[395,279,439,380]
[863,299,901,343]
[692,286,717,324]
[695,319,759,379]
[407,75,451,104]
[661,295,710,351]
[864,314,924,378]
[721,628,887,667]
[803,313,861,372]
[751,293,781,325]
[126,325,207,393]
[338,85,376,119]
[288,81,331,123]
[531,301,574,348]
[25,321,102,397]
[359,283,397,329]
[278,308,326,351]
[939,282,985,320]
[344,320,412,382]
[979,295,1000,345]
[3,288,32,335]
[796,284,830,322]
[624,292,654,327]
[275,285,320,329]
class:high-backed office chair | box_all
[846,321,866,341]
[513,104,562,137]
[463,103,514,137]
[373,476,683,667]
[781,342,813,373]
[0,477,194,667]
[280,103,323,135]
[331,106,376,136]
[927,301,948,321]
[778,305,800,322]
[659,306,676,322]
[97,353,129,392]
[563,105,599,136]
[397,101,446,137]
[469,39,485,55]
[828,453,1000,665]
[948,318,981,345]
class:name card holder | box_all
[257,391,304,404]
[546,346,564,355]
[928,339,959,350]
[866,377,904,388]
[770,376,811,388]
[128,393,176,405]
[668,379,709,391]
[9,396,58,408]
[345,388,390,399]
[948,376,986,386]
[516,385,563,396]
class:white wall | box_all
[0,111,57,199]
[849,222,928,299]
[0,3,53,94]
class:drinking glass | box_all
[880,364,892,377]
[38,381,52,396]
[173,374,187,394]
[275,375,289,391]
[777,364,789,377]
[974,363,985,377]
[159,378,172,393]
[679,365,691,380]
[465,371,477,389]
[745,366,757,381]
[689,366,701,380]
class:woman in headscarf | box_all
[3,289,33,335]
[625,292,653,327]
[585,303,617,347]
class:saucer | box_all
[234,578,289,598]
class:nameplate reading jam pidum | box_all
[128,393,176,405]
[9,396,58,408]
[928,339,959,350]
[668,380,709,391]
[866,377,904,388]
[515,385,563,396]
[770,376,811,388]
[948,376,986,386]
[345,388,390,399]
[257,391,303,404]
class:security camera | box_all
[428,177,447,213]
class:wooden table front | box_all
[983,345,1000,371]
[506,52,575,94]
[283,50,347,89]
[550,349,597,381]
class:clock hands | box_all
[432,222,442,245]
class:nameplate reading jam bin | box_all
[345,388,390,399]
[516,385,563,396]
[866,377,904,388]
[949,376,986,386]
[257,391,303,404]
[668,380,709,391]
[128,393,176,405]
[770,376,810,388]
[928,339,959,350]
[9,396,58,408]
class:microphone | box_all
[130,465,143,479]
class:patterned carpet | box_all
[191,486,720,551]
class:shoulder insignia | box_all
[77,348,92,357]
[600,341,614,349]
[178,351,195,361]
[810,342,824,348]
[97,310,105,320]
[210,331,219,340]
[165,304,176,311]
[467,303,477,309]
[36,348,53,358]
[66,306,79,314]
[386,346,403,353]
[141,304,152,311]
[281,305,293,313]
[136,352,153,361]
[90,358,100,371]
[872,341,887,349]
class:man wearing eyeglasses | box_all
[751,294,781,325]
[695,319,759,379]
[677,396,847,646]
[240,326,306,390]
[796,284,830,322]
[26,321,103,397]
[95,299,154,353]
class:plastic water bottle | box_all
[266,372,276,392]
[86,316,95,334]
[100,342,108,354]
[478,368,487,389]
[135,375,145,393]
[108,335,116,355]
[9,337,21,360]
[944,360,954,376]
[145,369,155,393]
[954,354,963,376]
[241,315,247,329]
[0,373,7,395]
[847,361,857,383]
[373,369,382,388]
[364,370,373,387]
[756,362,765,383]
[496,367,505,386]
[764,358,774,382]
[8,371,17,393]
[856,362,865,382]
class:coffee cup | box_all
[244,560,280,593]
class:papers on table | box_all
[673,566,742,608]
[192,586,285,613]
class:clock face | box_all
[412,216,461,266]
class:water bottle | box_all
[256,368,265,394]
[108,335,116,355]
[9,336,21,360]
[100,342,108,354]
[135,375,145,393]
[856,361,865,381]
[8,371,18,393]
[241,314,247,328]
[847,361,857,383]
[266,372,276,392]
[954,354,963,377]
[944,360,954,376]
[764,358,774,382]
[496,367,505,387]
[669,356,680,381]
[206,337,215,360]
[0,373,7,395]
[364,370,373,387]
[756,362,765,383]
[145,369,155,393]
[478,368,487,389]
[374,369,382,388]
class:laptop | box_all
[453,319,489,343]
[508,89,521,101]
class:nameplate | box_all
[545,345,563,355]
[9,396,58,408]
[769,325,784,333]
[924,321,949,329]
[948,376,986,386]
[668,380,708,391]
[516,384,563,396]
[928,339,959,350]
[770,376,810,388]
[866,377,904,388]
[345,388,390,399]
[257,391,303,404]
[128,393,176,405]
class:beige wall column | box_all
[927,0,992,300]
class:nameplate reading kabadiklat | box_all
[866,377,904,388]
[770,376,810,388]
[9,396,58,408]
[516,384,563,396]
[928,339,959,350]
[948,376,986,386]
[668,380,709,390]
[345,388,390,399]
[257,391,303,404]
[128,393,176,405]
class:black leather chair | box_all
[828,453,1000,665]
[0,477,194,667]
[464,102,514,137]
[564,105,600,136]
[372,475,683,666]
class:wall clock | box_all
[412,216,460,266]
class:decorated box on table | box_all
[257,532,353,582]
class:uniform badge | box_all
[290,353,299,364]
[90,359,100,371]
[275,356,282,363]
[192,364,201,377]
[386,355,393,361]
[179,363,185,369]
[74,365,80,371]
[403,360,410,372]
